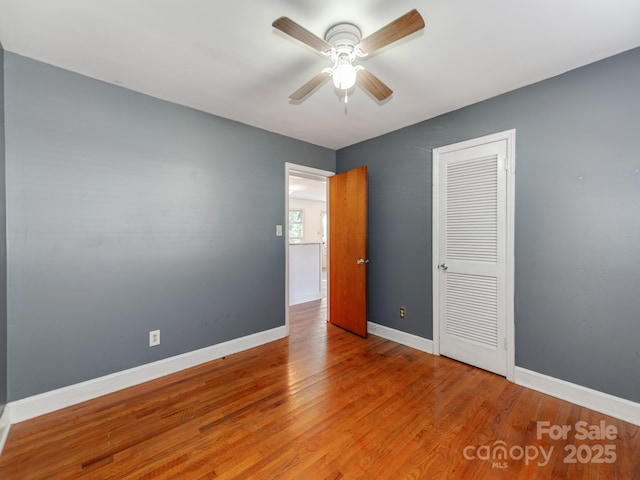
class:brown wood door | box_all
[329,166,368,337]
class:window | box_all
[289,209,304,243]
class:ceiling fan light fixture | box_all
[273,10,425,103]
[332,62,357,90]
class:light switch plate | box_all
[276,225,283,236]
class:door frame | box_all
[431,129,516,381]
[285,163,334,335]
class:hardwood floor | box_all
[0,300,638,479]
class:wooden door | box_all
[435,138,508,376]
[329,166,368,337]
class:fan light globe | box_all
[332,63,357,90]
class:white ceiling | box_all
[289,174,327,202]
[0,1,639,150]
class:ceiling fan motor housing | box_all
[325,23,362,58]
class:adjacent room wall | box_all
[288,198,326,244]
[337,47,640,403]
[0,43,7,413]
[4,52,335,401]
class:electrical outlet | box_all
[149,330,160,347]
[399,307,406,319]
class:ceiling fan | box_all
[272,9,425,104]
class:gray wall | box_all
[337,47,640,403]
[0,43,7,413]
[4,52,334,401]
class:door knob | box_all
[438,263,448,271]
[356,258,369,265]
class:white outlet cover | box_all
[149,330,160,347]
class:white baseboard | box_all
[515,367,640,426]
[0,405,11,457]
[8,326,287,424]
[368,322,433,354]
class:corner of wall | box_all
[0,41,8,413]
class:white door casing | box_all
[432,130,515,380]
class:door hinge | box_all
[503,337,508,350]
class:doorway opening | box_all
[285,163,334,335]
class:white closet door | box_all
[437,139,508,376]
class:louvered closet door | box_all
[438,140,507,376]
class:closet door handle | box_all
[438,263,448,271]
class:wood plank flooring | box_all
[0,299,638,479]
